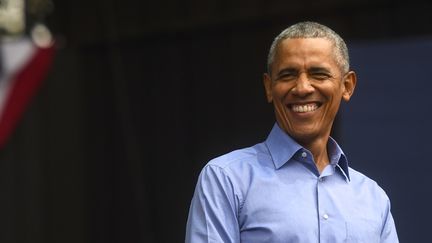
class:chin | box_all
[284,126,321,143]
[290,132,317,143]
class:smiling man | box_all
[186,22,398,243]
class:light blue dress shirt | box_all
[186,123,398,243]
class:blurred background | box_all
[0,0,431,242]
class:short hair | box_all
[267,21,349,75]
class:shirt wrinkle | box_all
[207,164,244,218]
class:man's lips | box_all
[289,102,321,113]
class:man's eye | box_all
[279,74,297,81]
[311,73,330,80]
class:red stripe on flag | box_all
[0,45,55,149]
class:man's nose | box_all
[291,73,314,96]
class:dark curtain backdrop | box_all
[341,38,432,243]
[0,0,431,242]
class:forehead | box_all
[273,38,338,70]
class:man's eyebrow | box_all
[276,68,298,76]
[308,67,331,73]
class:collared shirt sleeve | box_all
[381,198,399,243]
[186,164,241,243]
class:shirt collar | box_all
[264,123,350,181]
[327,136,350,182]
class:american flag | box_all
[0,37,54,148]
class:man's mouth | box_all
[290,103,320,113]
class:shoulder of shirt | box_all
[205,142,268,170]
[348,166,390,199]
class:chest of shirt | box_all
[235,163,382,243]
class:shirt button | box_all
[323,214,329,220]
[319,177,324,182]
[301,152,307,158]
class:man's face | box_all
[263,38,356,145]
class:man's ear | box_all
[342,71,357,102]
[263,73,273,103]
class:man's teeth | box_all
[292,104,318,113]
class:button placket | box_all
[317,175,330,242]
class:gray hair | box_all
[267,21,349,74]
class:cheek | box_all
[323,89,344,114]
[321,83,344,100]
[272,83,291,100]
